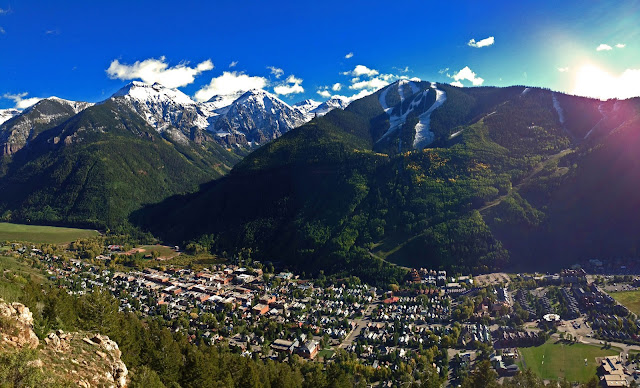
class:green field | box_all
[317,349,335,359]
[0,222,99,244]
[138,245,179,259]
[0,255,45,302]
[518,339,618,383]
[611,289,640,316]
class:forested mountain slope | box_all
[0,99,242,229]
[136,82,640,280]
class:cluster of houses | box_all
[515,289,536,319]
[410,268,474,295]
[18,242,640,386]
[459,324,491,345]
[494,328,545,348]
[374,294,448,324]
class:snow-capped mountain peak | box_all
[294,99,321,113]
[0,109,21,126]
[311,95,349,116]
[110,81,207,133]
[112,81,196,106]
[211,89,308,144]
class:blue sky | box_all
[1,0,640,109]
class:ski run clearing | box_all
[413,83,447,149]
[377,80,447,149]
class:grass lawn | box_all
[0,222,99,244]
[138,245,179,259]
[519,339,618,383]
[610,289,640,316]
[0,255,45,302]
[317,349,335,359]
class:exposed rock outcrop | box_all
[0,300,128,388]
[0,300,39,349]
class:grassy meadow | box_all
[0,222,99,244]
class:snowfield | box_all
[413,83,447,149]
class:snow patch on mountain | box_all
[378,80,422,140]
[46,97,94,114]
[0,109,21,125]
[584,103,606,139]
[294,99,321,114]
[211,89,308,143]
[311,96,349,117]
[414,83,447,149]
[552,93,565,124]
[203,91,246,113]
[111,81,209,132]
[378,80,439,145]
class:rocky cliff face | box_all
[0,98,92,156]
[0,300,128,388]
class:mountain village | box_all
[5,241,640,387]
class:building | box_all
[599,356,627,388]
[296,340,319,359]
[252,303,269,316]
[270,339,298,354]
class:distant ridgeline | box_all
[2,80,640,282]
[135,81,640,282]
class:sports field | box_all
[611,289,640,316]
[518,339,618,383]
[0,222,99,244]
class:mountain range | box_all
[2,79,640,282]
[134,81,640,283]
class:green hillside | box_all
[0,100,242,229]
[137,84,617,282]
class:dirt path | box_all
[478,148,573,213]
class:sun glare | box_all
[573,64,640,100]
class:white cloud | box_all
[349,77,390,90]
[596,44,613,51]
[332,83,342,91]
[229,61,238,68]
[450,81,464,87]
[572,64,640,100]
[273,74,304,95]
[450,66,484,86]
[194,71,268,102]
[393,66,410,73]
[342,65,379,77]
[317,89,332,98]
[438,67,449,74]
[267,66,284,78]
[339,89,376,103]
[616,43,626,48]
[3,92,43,109]
[557,67,570,72]
[345,52,354,59]
[379,73,397,81]
[285,75,302,85]
[0,27,4,34]
[106,57,213,89]
[274,83,304,95]
[467,36,495,48]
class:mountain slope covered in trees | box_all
[0,99,242,229]
[136,82,640,279]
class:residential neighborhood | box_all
[7,242,640,386]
